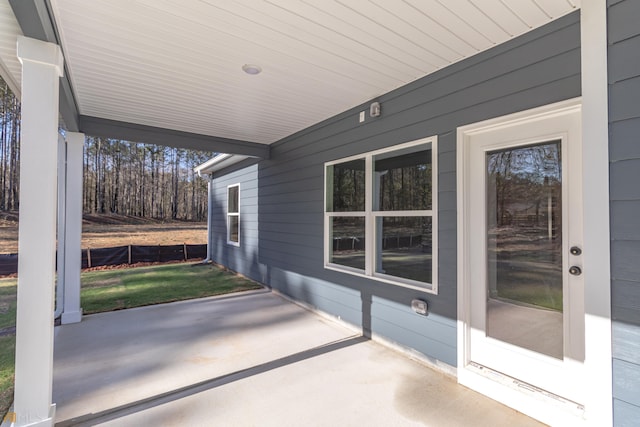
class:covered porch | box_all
[0,0,616,426]
[52,289,542,426]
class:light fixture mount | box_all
[242,64,262,75]
[370,101,381,118]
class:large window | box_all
[324,137,438,293]
[227,184,240,246]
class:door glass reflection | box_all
[486,141,563,359]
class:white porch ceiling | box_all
[3,0,581,145]
[0,0,22,96]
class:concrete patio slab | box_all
[53,290,544,426]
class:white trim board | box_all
[578,1,613,425]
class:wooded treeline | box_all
[0,77,20,211]
[1,77,214,221]
[83,137,213,220]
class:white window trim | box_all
[324,136,438,294]
[227,183,240,247]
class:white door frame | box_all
[457,3,612,425]
[457,99,588,426]
[457,96,611,425]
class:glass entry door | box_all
[462,103,585,406]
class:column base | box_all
[61,309,82,325]
[5,404,55,427]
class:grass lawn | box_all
[81,262,262,313]
[0,335,15,423]
[0,280,16,330]
[0,278,17,422]
[0,261,262,420]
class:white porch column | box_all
[61,132,84,324]
[13,36,63,427]
[55,135,66,320]
[206,174,213,261]
[581,1,613,425]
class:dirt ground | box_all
[0,212,207,254]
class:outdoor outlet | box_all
[411,298,428,316]
[359,111,366,123]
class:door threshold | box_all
[465,362,585,423]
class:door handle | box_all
[569,266,582,276]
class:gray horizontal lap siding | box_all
[210,12,581,368]
[608,0,640,424]
[210,164,263,283]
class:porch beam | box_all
[13,35,63,427]
[78,115,271,159]
[60,131,84,324]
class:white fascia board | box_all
[0,58,21,99]
[194,153,249,177]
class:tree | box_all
[0,74,214,222]
[0,78,20,211]
[81,136,212,220]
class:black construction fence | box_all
[0,244,207,276]
[332,233,432,252]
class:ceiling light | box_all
[242,64,262,75]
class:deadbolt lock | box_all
[570,246,582,256]
[569,266,582,276]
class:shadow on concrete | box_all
[55,335,366,427]
[53,291,322,409]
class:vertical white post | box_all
[581,2,613,426]
[61,132,84,324]
[55,135,66,319]
[206,175,213,262]
[14,36,64,427]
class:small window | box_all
[227,184,240,246]
[324,137,438,293]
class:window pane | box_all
[326,159,365,212]
[373,145,432,211]
[486,141,563,359]
[228,186,239,213]
[375,216,432,284]
[330,217,365,270]
[228,216,239,243]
